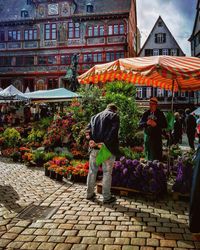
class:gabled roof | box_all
[189,0,200,40]
[138,16,185,56]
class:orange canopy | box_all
[78,56,200,92]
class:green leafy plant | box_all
[3,128,21,147]
[27,129,45,143]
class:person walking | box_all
[172,112,183,145]
[139,97,167,161]
[85,103,120,204]
[185,108,196,150]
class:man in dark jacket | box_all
[139,97,167,161]
[185,108,196,150]
[85,103,120,204]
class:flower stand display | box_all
[97,157,168,199]
[172,154,193,200]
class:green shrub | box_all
[3,128,21,147]
[133,131,144,146]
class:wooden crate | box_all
[97,183,158,200]
[171,191,190,201]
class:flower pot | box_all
[50,170,56,179]
[56,173,63,182]
[72,175,87,183]
[45,167,50,177]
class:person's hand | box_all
[85,130,90,140]
[89,140,97,148]
[147,119,157,127]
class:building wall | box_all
[0,0,137,91]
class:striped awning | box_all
[78,56,200,91]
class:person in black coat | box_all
[172,112,183,145]
[189,145,200,240]
[139,97,167,161]
[185,108,196,150]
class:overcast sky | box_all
[136,0,197,56]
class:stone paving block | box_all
[54,243,72,250]
[33,228,49,235]
[177,240,195,248]
[87,245,104,250]
[97,230,110,237]
[38,242,56,250]
[86,224,96,230]
[151,233,165,239]
[128,225,142,231]
[0,239,11,248]
[58,223,74,229]
[137,232,150,238]
[70,244,87,250]
[104,245,121,250]
[43,223,59,229]
[1,232,18,240]
[33,235,50,242]
[15,220,32,227]
[122,246,139,250]
[21,242,40,249]
[81,236,97,244]
[7,241,24,249]
[160,240,177,247]
[8,226,25,234]
[121,231,136,238]
[47,228,64,236]
[140,247,155,250]
[96,225,115,231]
[98,237,115,244]
[15,235,35,242]
[131,238,146,246]
[48,234,66,243]
[146,238,159,247]
[156,227,171,233]
[114,237,130,244]
[165,233,183,240]
[78,230,97,237]
[65,236,82,244]
[63,230,78,236]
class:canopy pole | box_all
[171,80,175,112]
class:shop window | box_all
[48,78,58,90]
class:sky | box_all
[136,0,197,56]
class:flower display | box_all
[68,161,89,176]
[112,157,167,194]
[172,153,193,194]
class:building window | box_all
[47,55,57,65]
[93,53,102,62]
[153,49,159,56]
[162,49,169,55]
[27,0,32,5]
[108,23,125,35]
[24,56,34,66]
[83,54,92,63]
[4,57,13,66]
[24,29,37,40]
[87,25,104,37]
[16,56,23,66]
[8,30,21,41]
[158,21,163,27]
[68,22,80,38]
[106,52,115,62]
[144,49,153,56]
[116,51,125,59]
[0,31,5,42]
[136,87,142,98]
[86,3,93,13]
[157,88,164,97]
[38,56,46,65]
[170,49,177,56]
[45,23,57,40]
[155,33,166,43]
[146,87,152,98]
[60,55,71,65]
[48,78,58,90]
[21,10,29,18]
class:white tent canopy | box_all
[192,107,200,116]
[0,85,28,100]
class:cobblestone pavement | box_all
[0,157,200,250]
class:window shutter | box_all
[177,49,179,56]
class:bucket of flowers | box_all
[67,161,89,183]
